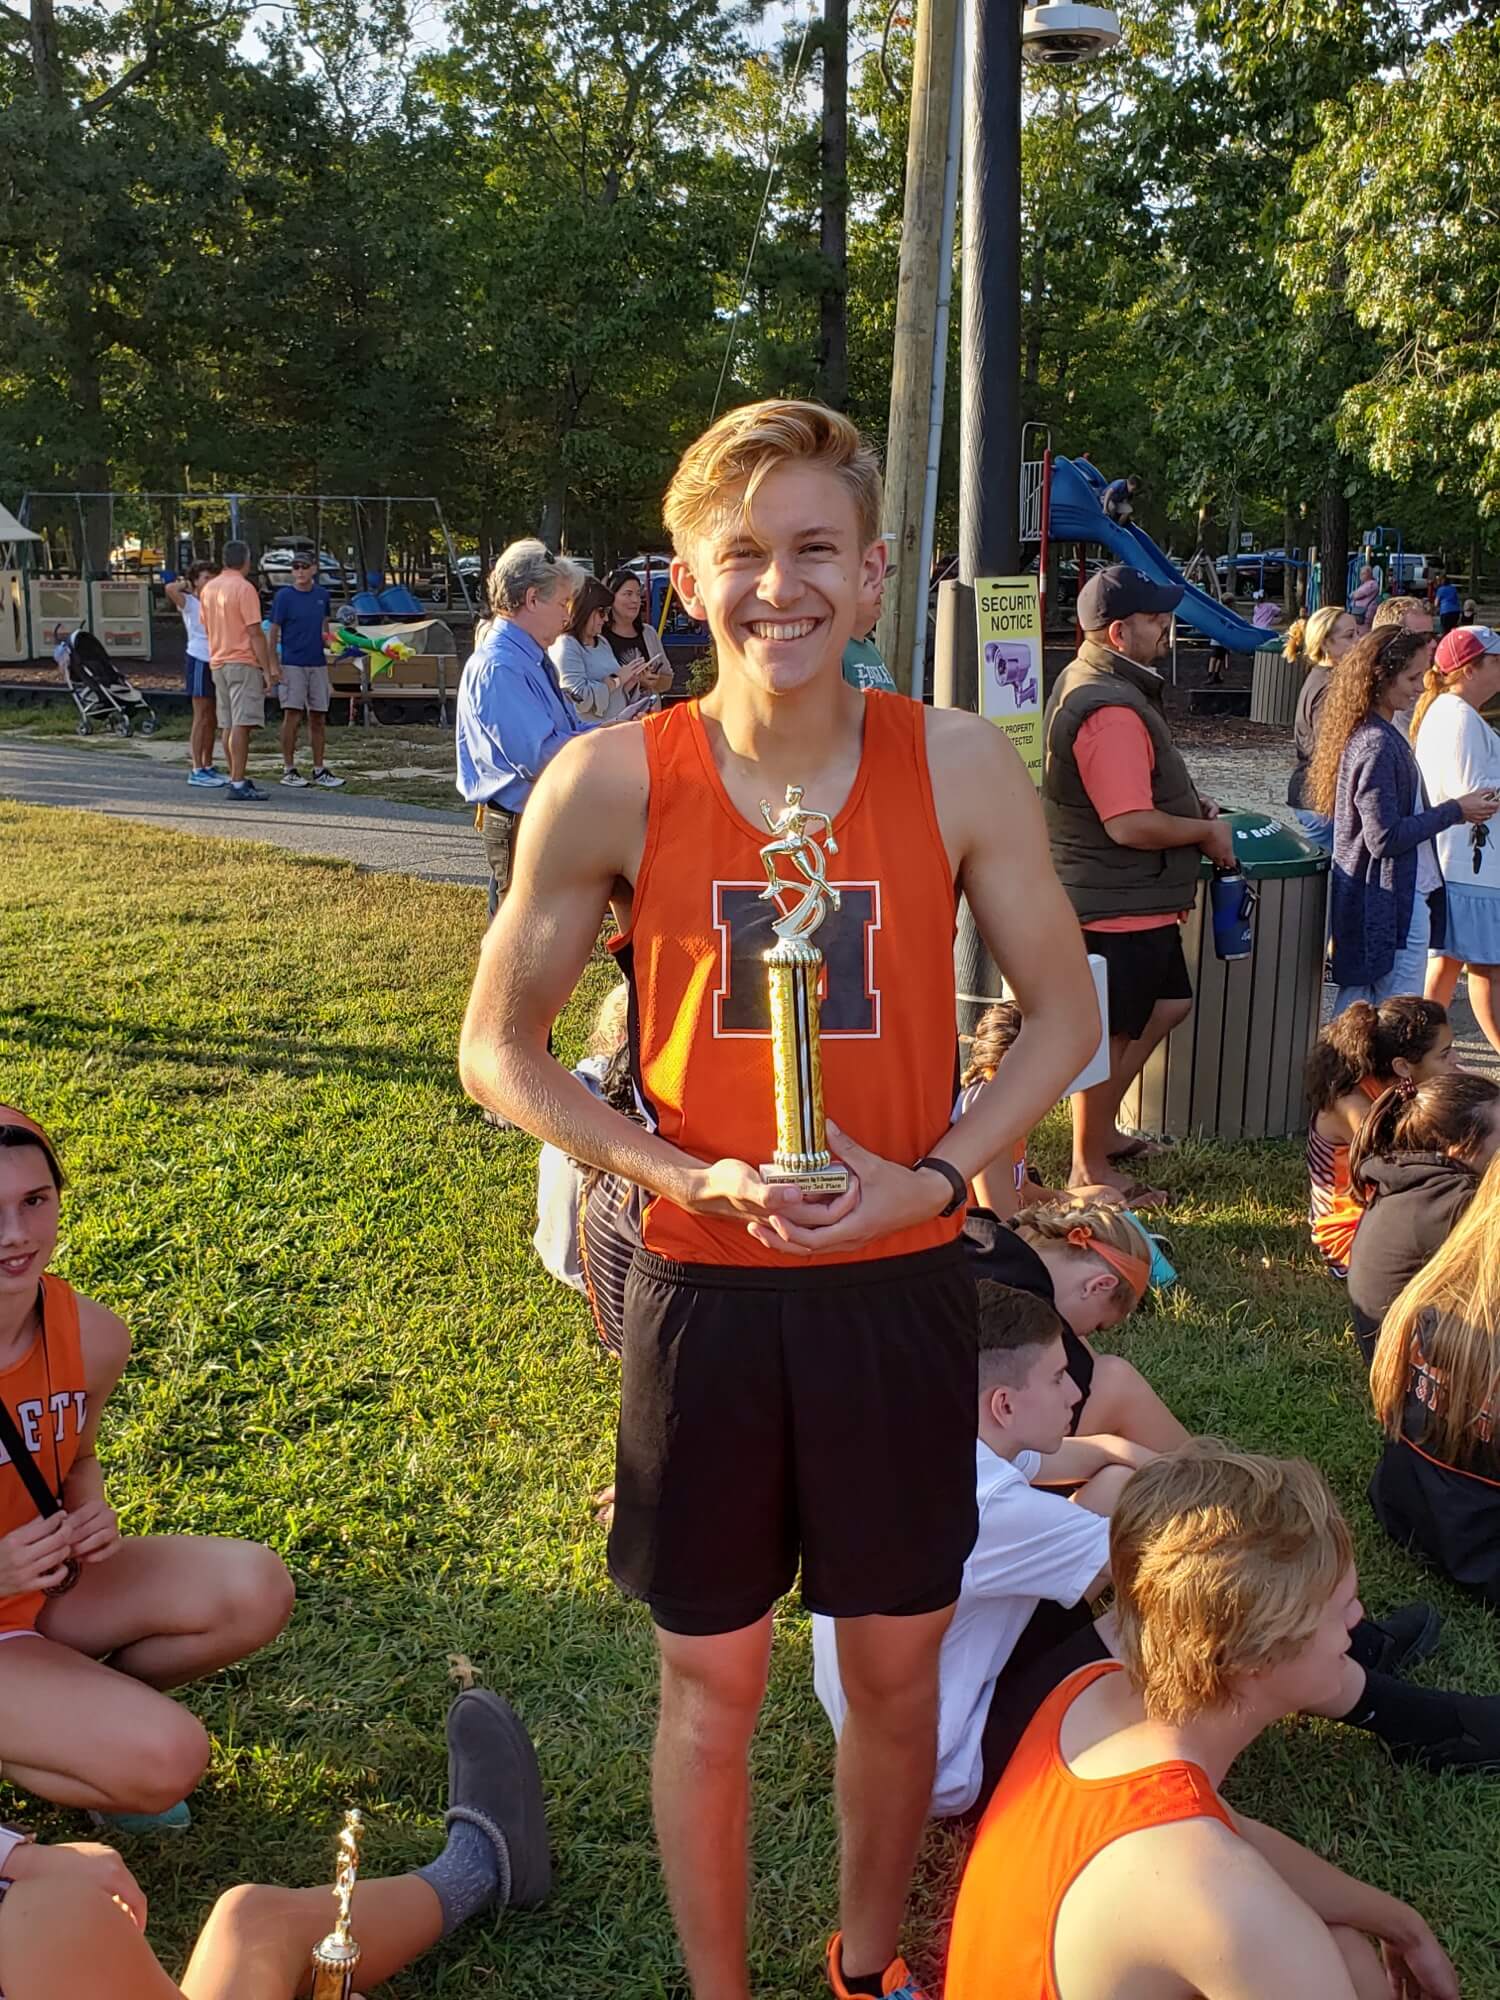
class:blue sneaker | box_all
[90,1800,192,1834]
[188,766,227,787]
[227,779,267,802]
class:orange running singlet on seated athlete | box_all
[0,1276,88,1634]
[611,691,963,1266]
[945,1661,1239,2000]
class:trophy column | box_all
[309,1809,364,2000]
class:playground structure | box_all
[1,491,477,666]
[1020,439,1278,656]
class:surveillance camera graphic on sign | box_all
[984,640,1037,711]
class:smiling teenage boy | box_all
[458,400,1098,1999]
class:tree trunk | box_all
[538,465,568,553]
[1470,529,1484,603]
[817,0,849,410]
[30,0,61,98]
[1320,483,1350,607]
[1282,501,1297,616]
[1225,495,1241,600]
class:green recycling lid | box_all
[1197,809,1330,880]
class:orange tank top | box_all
[1308,1074,1385,1269]
[611,692,964,1266]
[0,1277,88,1632]
[945,1662,1237,2000]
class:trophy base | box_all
[760,1162,850,1194]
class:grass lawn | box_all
[6,800,1500,1996]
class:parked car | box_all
[1215,549,1291,598]
[259,539,352,594]
[428,554,485,604]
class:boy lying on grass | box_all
[0,1107,292,1826]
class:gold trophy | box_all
[309,1808,364,2000]
[757,786,849,1194]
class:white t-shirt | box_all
[1415,692,1500,893]
[179,590,209,660]
[532,1056,610,1290]
[811,1440,1109,1818]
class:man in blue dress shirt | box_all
[456,539,589,917]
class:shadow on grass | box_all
[2,1004,454,1089]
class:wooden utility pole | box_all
[876,0,960,687]
[818,0,849,410]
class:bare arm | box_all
[457,731,826,1236]
[1105,807,1231,863]
[164,579,188,611]
[1035,1433,1153,1485]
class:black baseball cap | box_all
[1078,564,1183,630]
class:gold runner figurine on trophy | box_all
[309,1808,364,2000]
[757,786,849,1194]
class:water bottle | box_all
[1210,870,1257,961]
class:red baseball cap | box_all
[1434,625,1500,675]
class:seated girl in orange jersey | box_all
[1306,997,1454,1275]
[0,1109,293,1826]
[958,1001,1123,1220]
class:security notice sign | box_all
[976,575,1043,786]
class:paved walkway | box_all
[0,739,485,889]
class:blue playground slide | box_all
[1049,456,1278,655]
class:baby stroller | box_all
[53,625,158,738]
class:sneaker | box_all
[312,767,345,788]
[1353,1602,1443,1678]
[1395,1694,1500,1776]
[91,1800,192,1834]
[280,767,309,788]
[227,779,267,802]
[187,766,227,787]
[827,1934,929,1999]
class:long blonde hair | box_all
[1370,1151,1500,1463]
[1283,605,1346,671]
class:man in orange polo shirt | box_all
[199,540,277,802]
[1042,567,1234,1199]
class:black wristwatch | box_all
[913,1155,968,1217]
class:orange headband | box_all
[1067,1224,1150,1301]
[0,1106,62,1186]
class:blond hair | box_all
[959,999,1023,1088]
[1283,605,1347,671]
[1372,594,1426,631]
[1370,1151,1500,1463]
[587,983,630,1060]
[1111,1443,1354,1724]
[662,400,882,556]
[1012,1195,1155,1312]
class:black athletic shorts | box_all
[1081,922,1193,1043]
[1062,1326,1095,1437]
[972,1602,1107,1818]
[608,1241,979,1636]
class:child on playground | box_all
[0,1686,548,1999]
[1346,1070,1500,1366]
[1305,998,1454,1275]
[0,1108,293,1823]
[1370,1158,1500,1606]
[944,1443,1460,2000]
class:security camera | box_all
[1020,2,1121,64]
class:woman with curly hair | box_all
[1307,624,1496,1010]
[1283,604,1359,848]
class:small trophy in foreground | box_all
[757,786,849,1194]
[309,1808,364,2000]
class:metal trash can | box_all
[1121,811,1329,1141]
[1249,640,1298,725]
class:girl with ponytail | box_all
[1304,997,1453,1273]
[1346,1071,1500,1365]
[1412,626,1500,1056]
[1284,604,1358,848]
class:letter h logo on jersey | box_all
[712,880,881,1036]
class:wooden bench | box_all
[328,651,454,725]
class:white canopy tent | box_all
[0,504,43,663]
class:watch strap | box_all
[913,1155,968,1217]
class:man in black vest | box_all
[1043,566,1234,1199]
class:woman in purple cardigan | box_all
[1307,625,1497,1012]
